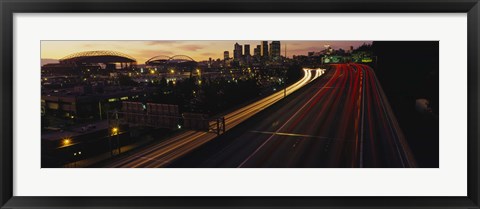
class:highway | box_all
[170,64,417,168]
[102,67,324,168]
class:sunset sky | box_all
[41,41,372,64]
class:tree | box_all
[118,74,138,86]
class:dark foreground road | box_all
[170,64,417,168]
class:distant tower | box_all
[223,51,229,60]
[269,43,272,57]
[233,43,243,61]
[261,41,269,59]
[244,44,251,56]
[270,41,281,61]
[254,45,261,57]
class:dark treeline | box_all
[140,65,303,117]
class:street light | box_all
[62,138,71,146]
[111,127,121,155]
[111,127,118,136]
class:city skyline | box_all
[41,40,372,64]
[40,41,438,168]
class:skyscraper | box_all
[269,43,272,57]
[233,43,243,61]
[244,44,250,56]
[270,41,281,61]
[261,41,269,59]
[254,45,261,57]
[224,51,229,60]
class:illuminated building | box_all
[270,41,281,61]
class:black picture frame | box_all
[1,0,479,208]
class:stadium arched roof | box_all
[145,55,197,66]
[60,50,137,64]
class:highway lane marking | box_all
[119,131,207,168]
[130,132,209,168]
[359,67,366,168]
[237,70,341,167]
[372,72,406,168]
[138,156,170,164]
[369,65,416,167]
[107,131,198,167]
[152,133,217,167]
[349,64,366,168]
[249,130,339,140]
[249,130,355,142]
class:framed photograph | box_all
[1,0,479,208]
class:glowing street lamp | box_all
[110,127,121,155]
[62,138,71,146]
[111,127,119,136]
